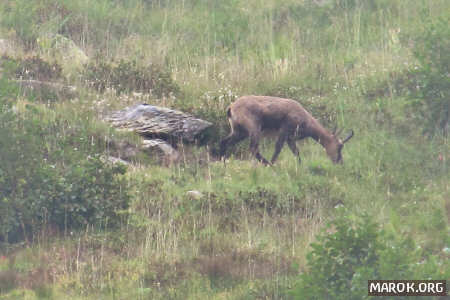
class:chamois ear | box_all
[332,126,338,135]
[342,130,354,144]
[332,126,344,137]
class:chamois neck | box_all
[308,120,334,149]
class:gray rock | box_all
[104,104,212,165]
[105,137,179,165]
[37,34,88,76]
[38,34,88,64]
[101,155,130,166]
[312,0,332,7]
[105,103,212,143]
[141,138,180,164]
[186,190,204,200]
[105,138,140,162]
[0,39,13,55]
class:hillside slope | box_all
[0,0,448,299]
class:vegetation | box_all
[0,75,130,243]
[82,59,180,97]
[0,0,448,299]
[291,212,449,299]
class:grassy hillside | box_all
[0,0,448,299]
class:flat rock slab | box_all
[105,104,213,164]
[101,155,130,166]
[141,138,180,164]
[105,103,212,142]
[0,39,14,54]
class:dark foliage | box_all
[410,15,449,135]
[82,59,180,97]
[1,55,63,82]
[0,77,130,243]
[291,213,447,300]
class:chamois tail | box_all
[226,106,232,118]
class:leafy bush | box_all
[193,86,238,147]
[1,55,63,82]
[0,55,71,102]
[0,77,130,243]
[82,59,179,97]
[291,213,448,300]
[410,15,450,135]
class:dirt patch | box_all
[143,249,296,289]
[195,248,296,281]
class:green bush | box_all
[193,86,238,147]
[291,212,448,300]
[0,55,63,82]
[82,59,179,97]
[410,15,450,135]
[0,77,130,243]
[0,55,68,102]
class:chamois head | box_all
[325,128,354,164]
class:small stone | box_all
[101,155,130,166]
[186,190,204,200]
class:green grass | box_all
[0,0,449,299]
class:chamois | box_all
[219,96,354,165]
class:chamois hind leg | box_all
[270,130,290,164]
[287,136,301,163]
[249,131,270,165]
[219,130,247,159]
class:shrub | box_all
[0,77,130,243]
[0,55,72,102]
[410,15,450,135]
[82,59,179,97]
[291,212,448,300]
[0,55,63,82]
[194,86,238,146]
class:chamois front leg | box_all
[270,130,289,164]
[249,132,271,165]
[287,137,301,164]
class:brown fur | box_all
[219,96,353,165]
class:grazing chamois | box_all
[219,96,354,165]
